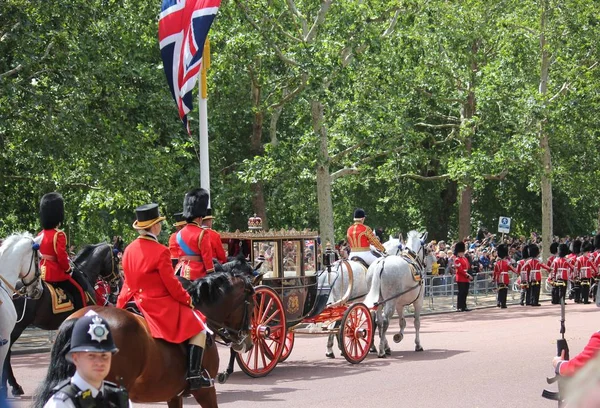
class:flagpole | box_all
[199,38,211,207]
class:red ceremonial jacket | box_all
[551,257,573,281]
[556,332,600,377]
[547,255,556,268]
[454,256,471,283]
[493,258,514,285]
[204,227,227,264]
[174,222,215,281]
[346,222,386,253]
[116,235,205,343]
[37,228,71,282]
[575,254,597,279]
[168,232,182,260]
[516,258,529,284]
[524,259,550,282]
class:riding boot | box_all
[186,345,214,390]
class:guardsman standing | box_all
[453,241,472,312]
[547,242,559,268]
[524,244,549,306]
[569,239,582,303]
[516,245,531,306]
[201,209,227,264]
[38,192,90,310]
[493,244,515,309]
[576,241,597,304]
[550,243,572,304]
[169,212,186,268]
[175,188,215,280]
[346,208,386,266]
[43,311,131,408]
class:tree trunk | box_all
[435,181,458,240]
[539,1,552,261]
[458,89,476,241]
[311,99,334,247]
[250,80,269,230]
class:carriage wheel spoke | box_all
[260,298,275,322]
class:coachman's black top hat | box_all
[132,203,166,230]
[353,208,366,220]
[66,312,119,362]
[203,208,214,221]
[172,212,186,227]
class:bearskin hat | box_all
[353,208,366,220]
[558,243,569,258]
[550,242,559,255]
[594,234,600,250]
[528,244,540,259]
[582,241,594,253]
[497,244,509,259]
[571,239,582,255]
[40,192,64,230]
[183,188,209,222]
[522,245,530,259]
[454,241,466,255]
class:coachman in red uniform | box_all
[493,244,515,309]
[576,241,597,304]
[524,244,549,306]
[346,208,386,266]
[550,244,572,304]
[38,192,89,310]
[169,212,186,267]
[201,208,227,264]
[116,203,213,390]
[453,241,472,312]
[175,188,215,280]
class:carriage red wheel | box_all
[236,285,287,377]
[278,331,295,362]
[338,303,373,364]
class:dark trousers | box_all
[572,281,582,303]
[457,281,470,311]
[581,279,591,303]
[552,281,567,304]
[497,286,508,308]
[530,282,541,305]
[520,285,531,305]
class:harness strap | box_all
[0,275,17,295]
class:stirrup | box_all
[187,369,214,390]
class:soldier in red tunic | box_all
[569,239,582,303]
[524,244,549,306]
[493,244,515,309]
[169,212,186,268]
[38,192,89,310]
[453,241,472,312]
[553,331,600,377]
[175,188,215,280]
[592,234,600,303]
[516,245,531,306]
[550,243,572,304]
[201,209,227,264]
[116,203,213,390]
[346,208,386,266]
[547,242,559,268]
[576,241,597,304]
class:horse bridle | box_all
[16,240,42,295]
[104,244,122,285]
[205,278,255,348]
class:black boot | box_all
[187,345,213,390]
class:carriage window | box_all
[254,241,278,278]
[282,240,301,277]
[304,240,316,276]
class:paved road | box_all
[7,303,596,408]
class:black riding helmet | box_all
[66,312,119,362]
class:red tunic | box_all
[175,222,215,281]
[346,222,386,253]
[38,228,71,282]
[556,332,600,377]
[204,227,227,264]
[551,257,573,281]
[168,232,182,260]
[116,235,205,343]
[547,255,556,268]
[493,259,514,285]
[454,256,471,283]
[524,259,550,282]
[576,254,597,279]
[516,259,528,285]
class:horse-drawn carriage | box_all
[219,218,375,378]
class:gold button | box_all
[139,289,142,293]
[139,299,142,303]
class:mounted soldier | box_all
[169,212,186,268]
[346,208,386,267]
[116,203,213,390]
[38,192,93,310]
[174,188,215,280]
[201,209,227,264]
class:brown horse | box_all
[34,269,255,408]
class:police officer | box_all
[44,311,131,408]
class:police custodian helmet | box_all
[66,311,119,362]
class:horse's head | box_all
[406,230,429,263]
[0,233,43,299]
[188,264,255,353]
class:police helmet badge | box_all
[88,315,109,343]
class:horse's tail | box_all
[365,260,385,308]
[33,318,77,408]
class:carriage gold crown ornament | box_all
[248,214,263,231]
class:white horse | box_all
[0,233,42,390]
[365,231,430,358]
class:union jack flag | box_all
[159,0,221,133]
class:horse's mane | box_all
[406,230,421,252]
[188,267,252,308]
[0,232,34,256]
[74,243,105,264]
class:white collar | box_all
[72,371,102,397]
